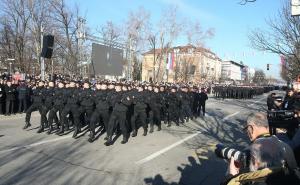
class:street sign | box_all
[292,0,300,16]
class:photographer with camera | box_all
[220,112,299,185]
[270,87,300,165]
[267,93,281,111]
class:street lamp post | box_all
[40,25,45,81]
[9,62,12,74]
[5,58,15,74]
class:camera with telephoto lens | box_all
[215,144,250,168]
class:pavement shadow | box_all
[144,155,226,185]
[0,135,118,185]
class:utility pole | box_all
[40,25,45,81]
[128,36,132,81]
[77,17,86,77]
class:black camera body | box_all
[215,144,250,169]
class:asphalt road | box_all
[0,91,274,185]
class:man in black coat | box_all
[48,81,65,134]
[23,81,46,129]
[4,81,16,115]
[0,80,5,115]
[146,85,162,133]
[60,81,81,137]
[131,85,148,137]
[167,86,180,127]
[89,82,110,142]
[199,88,208,117]
[105,83,131,146]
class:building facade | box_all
[142,45,222,83]
[221,60,245,81]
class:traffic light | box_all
[267,64,269,70]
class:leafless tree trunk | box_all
[50,0,79,75]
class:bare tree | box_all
[98,20,122,47]
[153,5,182,82]
[252,69,266,84]
[185,20,215,47]
[124,7,151,79]
[0,0,32,72]
[249,2,300,81]
[50,0,80,75]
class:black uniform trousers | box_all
[61,104,80,130]
[90,108,109,133]
[80,106,94,126]
[107,110,127,138]
[25,103,43,122]
[199,102,206,116]
[48,106,62,128]
[180,104,192,122]
[131,109,147,131]
[149,106,161,129]
[5,100,15,115]
[168,104,179,123]
[0,102,4,114]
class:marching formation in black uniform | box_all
[21,80,209,146]
[1,77,278,146]
[213,85,275,99]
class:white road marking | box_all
[135,132,201,165]
[0,135,72,154]
[222,111,240,121]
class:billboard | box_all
[91,43,124,76]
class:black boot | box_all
[65,123,69,131]
[88,131,95,143]
[23,121,31,129]
[104,136,113,146]
[37,125,44,133]
[44,121,49,128]
[143,128,148,136]
[167,122,171,127]
[47,124,53,135]
[57,124,64,135]
[73,126,79,138]
[131,130,137,137]
[157,125,161,131]
[121,135,128,144]
[149,125,154,133]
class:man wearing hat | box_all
[48,81,66,134]
[199,87,208,117]
[88,82,110,142]
[131,84,148,137]
[23,81,46,129]
[60,81,81,137]
[167,86,180,127]
[79,81,95,133]
[105,83,131,146]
